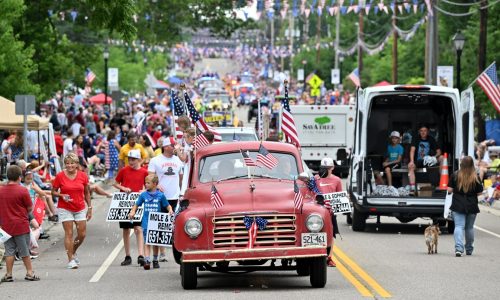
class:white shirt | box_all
[63,138,73,157]
[148,154,184,200]
[133,111,145,127]
[180,143,193,196]
[71,122,81,137]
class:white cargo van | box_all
[348,85,475,232]
[290,105,355,176]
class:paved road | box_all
[2,180,500,299]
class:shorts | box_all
[384,161,401,170]
[119,221,142,229]
[4,233,30,257]
[168,199,179,212]
[58,208,88,222]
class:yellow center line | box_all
[334,246,392,298]
[332,254,374,297]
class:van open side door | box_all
[349,88,366,197]
[460,88,475,157]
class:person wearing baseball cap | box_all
[380,131,404,187]
[118,132,148,169]
[113,149,149,267]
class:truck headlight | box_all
[305,214,324,232]
[184,218,202,238]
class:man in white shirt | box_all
[71,122,81,138]
[148,136,183,211]
[63,131,74,157]
[133,105,145,127]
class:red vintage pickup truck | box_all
[173,141,333,289]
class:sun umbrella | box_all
[89,93,113,104]
[167,76,183,85]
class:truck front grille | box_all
[212,214,296,248]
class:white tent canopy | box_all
[0,96,49,130]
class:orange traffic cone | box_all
[439,153,449,190]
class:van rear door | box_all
[460,88,475,157]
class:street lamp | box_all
[452,31,465,91]
[103,47,109,108]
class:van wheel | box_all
[296,258,310,276]
[181,262,197,289]
[447,220,455,234]
[346,213,353,225]
[309,257,327,288]
[352,207,367,232]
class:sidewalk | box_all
[479,201,500,217]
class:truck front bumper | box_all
[182,246,327,263]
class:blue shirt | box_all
[136,189,169,230]
[386,144,404,162]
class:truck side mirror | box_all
[180,199,190,211]
[315,194,325,205]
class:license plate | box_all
[301,232,327,247]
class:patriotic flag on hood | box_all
[282,82,301,148]
[293,179,304,210]
[243,216,268,249]
[476,62,500,113]
[240,149,257,167]
[184,90,221,141]
[256,144,278,169]
[348,68,361,87]
[211,184,224,209]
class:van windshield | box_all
[198,151,299,183]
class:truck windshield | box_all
[198,151,299,183]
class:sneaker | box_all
[48,215,59,223]
[67,260,79,269]
[39,233,50,240]
[137,256,145,266]
[143,261,151,270]
[159,253,168,262]
[153,260,160,269]
[327,256,336,267]
[14,253,21,261]
[30,250,39,260]
[73,255,80,265]
[455,251,462,257]
[121,256,132,266]
[466,251,472,256]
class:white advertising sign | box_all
[331,69,340,84]
[323,191,352,215]
[437,66,453,88]
[106,192,143,222]
[108,68,119,88]
[297,69,305,81]
[145,212,175,247]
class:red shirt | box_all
[315,175,343,209]
[53,171,89,212]
[0,184,32,236]
[115,166,149,192]
[55,134,64,155]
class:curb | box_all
[479,202,500,218]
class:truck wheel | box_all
[346,213,353,225]
[447,220,455,234]
[181,262,197,289]
[352,207,367,232]
[296,258,310,276]
[309,256,327,288]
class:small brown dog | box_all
[424,224,441,254]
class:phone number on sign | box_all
[147,230,172,245]
[108,208,142,221]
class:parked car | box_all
[174,141,332,289]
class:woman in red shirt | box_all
[51,152,91,269]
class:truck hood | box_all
[189,179,309,215]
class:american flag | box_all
[232,131,240,142]
[240,149,257,167]
[170,90,184,139]
[210,184,224,209]
[194,128,210,149]
[281,84,301,148]
[477,62,500,113]
[184,90,221,141]
[256,144,278,169]
[293,180,304,210]
[135,117,145,135]
[144,132,156,148]
[348,68,361,87]
[85,68,96,85]
[243,216,268,249]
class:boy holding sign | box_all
[114,149,149,267]
[129,174,172,270]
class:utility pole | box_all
[476,0,488,141]
[316,12,322,64]
[334,9,340,90]
[289,10,294,75]
[357,10,364,85]
[425,0,438,85]
[392,6,398,84]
